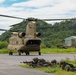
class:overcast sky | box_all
[0,0,76,34]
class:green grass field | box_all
[0,48,17,54]
[41,48,76,54]
[0,48,9,54]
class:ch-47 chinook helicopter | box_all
[0,14,76,55]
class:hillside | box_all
[0,19,76,47]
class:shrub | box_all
[0,41,8,49]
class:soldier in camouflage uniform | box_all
[32,57,51,67]
[59,61,76,71]
[51,59,58,68]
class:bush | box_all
[0,41,8,49]
[0,48,9,54]
[41,43,46,48]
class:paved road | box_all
[0,54,76,75]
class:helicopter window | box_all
[10,41,22,45]
[9,41,16,45]
[26,40,41,46]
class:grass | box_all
[0,48,9,54]
[41,48,76,54]
[55,70,76,75]
[0,48,17,54]
[20,64,76,75]
[20,64,58,73]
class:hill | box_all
[0,19,76,47]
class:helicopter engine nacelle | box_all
[18,32,25,38]
[36,32,41,37]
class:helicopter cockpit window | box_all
[26,40,41,46]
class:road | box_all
[0,54,76,75]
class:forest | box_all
[0,19,76,48]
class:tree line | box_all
[0,19,76,48]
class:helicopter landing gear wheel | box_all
[26,52,29,55]
[9,52,13,55]
[19,52,21,55]
[38,51,41,55]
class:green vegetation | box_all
[20,64,58,73]
[21,64,76,75]
[0,19,76,47]
[55,70,76,75]
[20,59,76,75]
[41,48,76,54]
[0,48,9,54]
[0,48,17,54]
[0,41,8,49]
[0,41,18,54]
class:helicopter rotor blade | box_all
[0,29,7,31]
[42,18,76,21]
[0,14,26,20]
[0,14,76,21]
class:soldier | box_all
[51,59,57,65]
[50,59,58,68]
[33,57,39,64]
[38,58,51,67]
[59,61,76,71]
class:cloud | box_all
[0,0,76,15]
[0,0,5,3]
[12,0,52,8]
[0,0,76,34]
[6,0,76,19]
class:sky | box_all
[0,0,76,34]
